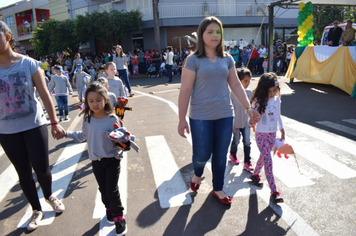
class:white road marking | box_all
[316,121,356,136]
[287,138,356,179]
[283,116,356,155]
[17,143,87,228]
[0,164,18,203]
[343,119,356,125]
[146,135,192,208]
[0,146,4,156]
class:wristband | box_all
[245,106,251,114]
[51,122,59,126]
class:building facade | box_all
[1,0,50,57]
[66,0,299,54]
[48,0,69,21]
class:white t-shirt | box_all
[252,96,284,133]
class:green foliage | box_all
[31,9,143,57]
[31,19,80,57]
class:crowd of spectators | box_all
[224,40,294,75]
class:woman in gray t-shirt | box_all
[113,45,134,97]
[178,16,260,205]
[71,53,87,72]
[0,21,66,231]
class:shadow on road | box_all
[238,188,291,236]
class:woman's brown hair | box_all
[115,45,125,57]
[194,16,226,58]
[0,21,15,49]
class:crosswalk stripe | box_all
[0,164,18,203]
[146,135,192,208]
[343,119,356,125]
[286,137,356,179]
[17,143,87,228]
[250,139,315,188]
[316,121,356,137]
[283,116,356,156]
[0,146,4,156]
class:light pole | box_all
[153,0,160,51]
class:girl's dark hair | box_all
[194,16,226,58]
[236,67,252,81]
[250,72,280,115]
[0,21,15,49]
[115,45,125,57]
[83,82,112,122]
[75,53,80,58]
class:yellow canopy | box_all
[286,47,356,95]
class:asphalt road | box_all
[0,74,355,236]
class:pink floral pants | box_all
[253,132,277,193]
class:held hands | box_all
[178,119,190,138]
[247,109,261,124]
[51,124,66,140]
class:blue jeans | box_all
[230,127,251,163]
[166,64,173,82]
[190,117,233,191]
[118,69,131,93]
[159,69,167,77]
[56,95,69,116]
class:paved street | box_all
[0,75,355,236]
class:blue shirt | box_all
[230,49,239,62]
[240,50,250,61]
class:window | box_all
[99,3,111,13]
[39,12,47,22]
[74,7,88,17]
[5,16,13,26]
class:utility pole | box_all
[268,4,274,72]
[153,0,160,51]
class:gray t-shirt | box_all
[66,115,122,161]
[0,56,47,134]
[73,71,90,88]
[108,92,117,109]
[113,55,127,70]
[48,75,72,95]
[231,89,252,128]
[184,53,235,120]
[107,77,125,98]
[73,59,83,67]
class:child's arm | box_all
[66,121,87,143]
[66,77,73,95]
[118,79,126,98]
[277,98,285,140]
[73,74,77,88]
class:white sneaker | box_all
[64,115,70,121]
[59,116,64,122]
[46,196,65,213]
[27,210,43,231]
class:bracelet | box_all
[245,106,251,114]
[51,122,59,126]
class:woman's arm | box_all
[32,69,65,139]
[178,67,196,138]
[227,67,261,122]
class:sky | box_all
[0,0,25,10]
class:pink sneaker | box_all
[229,154,239,164]
[243,162,254,171]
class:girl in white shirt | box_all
[249,72,285,204]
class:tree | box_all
[31,19,81,57]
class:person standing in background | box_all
[327,20,343,46]
[341,20,356,46]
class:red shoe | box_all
[212,190,232,205]
[190,174,200,192]
[229,154,239,164]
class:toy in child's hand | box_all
[77,100,85,116]
[108,123,139,152]
[272,138,300,172]
[115,97,132,120]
